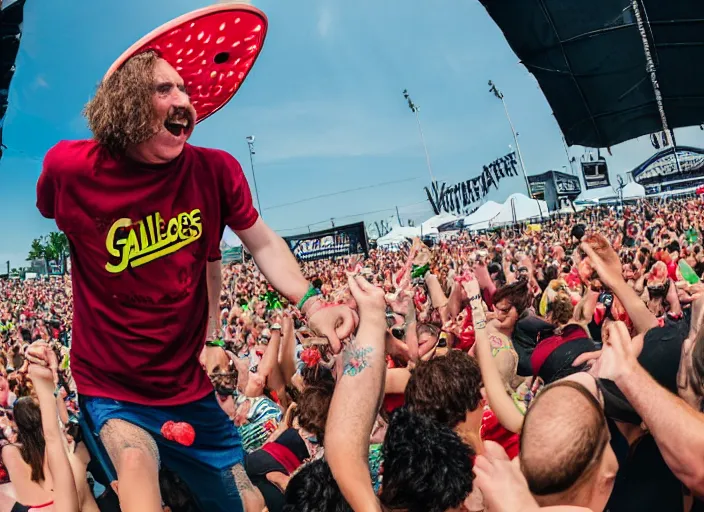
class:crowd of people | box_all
[2,196,704,511]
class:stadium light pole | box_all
[403,89,436,185]
[489,80,533,198]
[246,135,263,219]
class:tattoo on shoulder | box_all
[342,344,373,377]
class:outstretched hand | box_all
[308,304,359,355]
[580,234,623,290]
[461,272,481,299]
[348,274,386,325]
[572,321,637,382]
[25,341,59,390]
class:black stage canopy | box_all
[0,0,27,161]
[479,0,704,148]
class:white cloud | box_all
[216,0,253,4]
[317,6,333,38]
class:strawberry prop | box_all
[161,421,196,447]
[105,5,268,124]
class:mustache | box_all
[165,107,194,124]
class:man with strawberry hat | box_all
[27,6,355,512]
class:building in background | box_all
[528,170,582,211]
[631,146,704,196]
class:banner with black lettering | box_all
[582,160,610,189]
[284,222,369,262]
[424,152,520,216]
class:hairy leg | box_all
[232,463,264,512]
[100,419,162,512]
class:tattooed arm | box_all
[325,276,386,512]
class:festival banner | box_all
[582,160,611,190]
[424,152,520,216]
[284,222,369,262]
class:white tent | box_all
[551,203,587,215]
[490,193,548,225]
[463,200,503,231]
[420,212,458,233]
[622,181,646,200]
[376,226,426,247]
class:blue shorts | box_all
[81,393,244,512]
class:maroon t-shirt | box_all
[36,140,258,405]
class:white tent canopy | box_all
[463,200,503,231]
[464,194,547,230]
[491,193,548,224]
[622,181,646,200]
[376,226,428,247]
[551,203,586,215]
[420,212,458,233]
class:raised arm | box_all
[278,313,298,387]
[237,219,356,351]
[464,278,525,434]
[324,276,386,512]
[237,219,309,303]
[590,321,704,495]
[28,343,80,512]
[617,362,704,495]
[581,236,658,334]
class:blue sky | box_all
[2,0,703,268]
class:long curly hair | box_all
[14,397,46,483]
[83,50,159,155]
[288,379,334,444]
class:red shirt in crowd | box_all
[36,140,258,406]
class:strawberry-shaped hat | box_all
[105,4,267,124]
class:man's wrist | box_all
[297,285,321,312]
[302,295,325,318]
[610,278,631,297]
[357,312,388,337]
[613,358,640,388]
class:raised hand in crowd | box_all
[27,341,80,512]
[325,275,386,512]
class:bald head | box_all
[520,382,607,498]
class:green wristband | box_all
[206,339,226,348]
[297,285,321,311]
